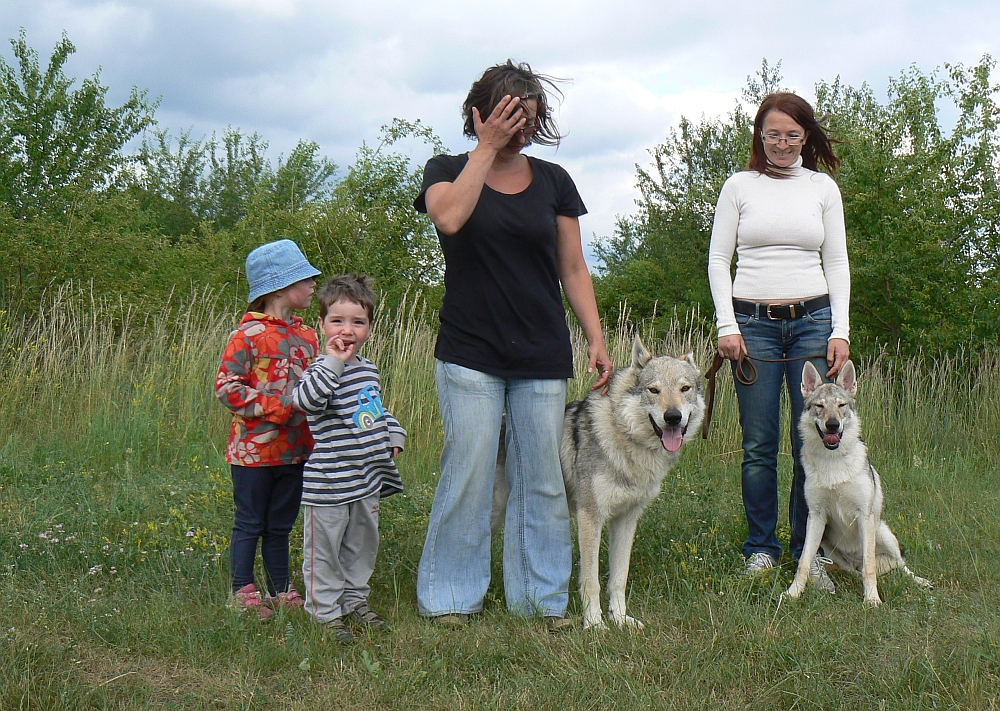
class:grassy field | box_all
[1,288,999,710]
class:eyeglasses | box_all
[518,117,539,136]
[762,132,805,146]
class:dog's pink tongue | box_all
[823,433,842,446]
[662,427,684,452]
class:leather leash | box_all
[702,351,828,439]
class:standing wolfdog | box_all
[786,360,932,605]
[494,336,705,629]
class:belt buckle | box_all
[766,303,797,319]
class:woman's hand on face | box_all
[472,95,525,154]
[588,341,614,395]
[826,338,850,378]
[718,334,746,361]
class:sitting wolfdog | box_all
[786,360,932,605]
[493,336,705,629]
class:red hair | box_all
[747,93,841,178]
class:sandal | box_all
[229,583,274,620]
[269,588,305,609]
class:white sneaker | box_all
[809,556,836,594]
[744,552,777,576]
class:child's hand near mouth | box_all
[326,335,357,362]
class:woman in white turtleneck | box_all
[708,92,849,588]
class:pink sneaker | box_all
[230,583,274,620]
[269,588,305,609]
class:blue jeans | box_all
[733,305,832,561]
[417,361,572,617]
[230,463,303,595]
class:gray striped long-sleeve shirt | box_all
[292,354,406,506]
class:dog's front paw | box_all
[912,575,933,589]
[864,593,882,607]
[582,613,607,631]
[618,615,646,631]
[785,581,805,599]
[610,614,645,630]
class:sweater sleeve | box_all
[821,179,851,343]
[215,329,295,424]
[708,176,742,337]
[384,409,407,451]
[292,355,346,414]
[370,364,407,450]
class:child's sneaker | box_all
[325,617,355,643]
[268,588,305,609]
[347,603,390,631]
[229,583,274,620]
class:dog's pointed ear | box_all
[678,351,697,367]
[837,360,857,397]
[801,361,822,397]
[631,335,651,370]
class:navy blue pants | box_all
[230,463,303,595]
[733,306,832,562]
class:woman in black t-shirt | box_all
[414,60,612,627]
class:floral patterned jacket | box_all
[216,312,319,466]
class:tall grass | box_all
[2,288,1000,709]
[0,285,232,469]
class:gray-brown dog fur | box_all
[493,335,705,628]
[786,360,932,605]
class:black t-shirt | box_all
[414,153,588,379]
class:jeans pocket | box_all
[735,312,754,326]
[805,306,832,324]
[439,360,497,391]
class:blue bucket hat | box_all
[246,239,321,303]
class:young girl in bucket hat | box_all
[215,239,321,618]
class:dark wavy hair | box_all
[318,273,377,322]
[748,93,841,178]
[462,60,565,147]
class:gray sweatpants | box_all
[302,495,380,623]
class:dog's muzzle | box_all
[650,413,686,453]
[816,422,843,450]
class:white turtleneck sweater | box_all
[707,157,850,342]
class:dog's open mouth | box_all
[649,414,685,452]
[816,424,842,450]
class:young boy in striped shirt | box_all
[292,274,406,642]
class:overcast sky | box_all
[3,1,999,264]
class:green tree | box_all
[271,140,337,213]
[137,127,271,234]
[307,119,445,303]
[0,30,156,219]
[136,128,210,237]
[816,60,1000,349]
[204,128,270,229]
